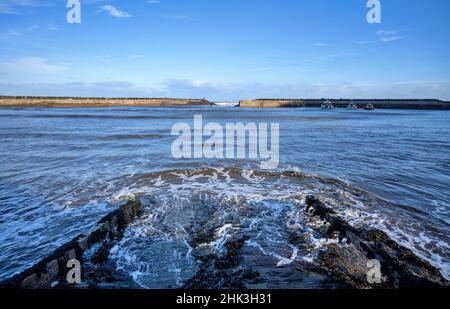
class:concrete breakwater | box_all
[0,200,142,289]
[1,96,449,109]
[303,99,450,110]
[240,99,305,108]
[0,96,209,107]
[239,98,450,109]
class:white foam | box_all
[104,167,449,283]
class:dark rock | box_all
[183,236,258,289]
[77,236,89,251]
[64,249,77,261]
[87,225,109,246]
[319,244,377,289]
[183,266,259,290]
[21,274,40,289]
[0,199,142,289]
[118,200,142,229]
[289,232,304,245]
[46,260,59,281]
[20,272,52,289]
[305,195,449,289]
[359,229,448,288]
[91,243,113,265]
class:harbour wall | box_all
[239,99,305,108]
[0,96,210,107]
[239,98,450,109]
[304,99,450,109]
[1,96,450,109]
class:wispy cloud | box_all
[1,80,449,101]
[147,1,160,3]
[0,3,15,14]
[27,24,39,31]
[379,36,402,42]
[101,5,131,18]
[377,30,397,36]
[355,30,405,45]
[0,30,21,37]
[376,30,405,43]
[0,57,69,74]
[47,23,59,31]
[0,0,49,15]
[159,79,450,101]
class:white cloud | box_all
[0,3,15,14]
[379,36,402,42]
[159,79,450,101]
[47,23,59,31]
[0,0,49,15]
[355,30,405,45]
[189,80,210,87]
[0,57,69,74]
[0,79,449,101]
[147,1,160,3]
[377,30,397,36]
[0,81,157,97]
[101,5,131,18]
[376,30,404,43]
[1,30,21,37]
[27,25,39,31]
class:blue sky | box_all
[0,0,449,100]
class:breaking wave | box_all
[101,168,450,287]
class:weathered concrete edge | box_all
[304,195,450,288]
[0,200,142,289]
[0,97,210,108]
[239,99,450,109]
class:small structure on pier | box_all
[321,100,334,110]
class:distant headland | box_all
[1,96,450,110]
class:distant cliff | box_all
[0,96,210,107]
